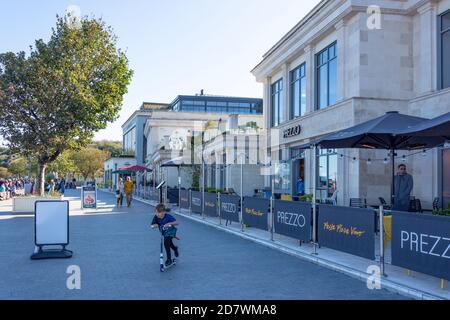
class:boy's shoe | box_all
[165,259,173,267]
[174,247,179,258]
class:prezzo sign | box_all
[392,211,450,281]
[191,191,203,214]
[274,201,311,241]
[220,195,240,223]
[283,125,302,139]
[318,205,375,260]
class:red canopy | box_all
[120,165,151,172]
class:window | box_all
[271,79,284,127]
[317,149,337,198]
[439,11,450,89]
[316,43,337,110]
[290,63,306,119]
[123,127,136,154]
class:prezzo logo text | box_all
[401,231,450,259]
[221,202,237,213]
[192,198,201,206]
[277,211,306,228]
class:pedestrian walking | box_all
[124,176,134,207]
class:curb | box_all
[104,191,445,300]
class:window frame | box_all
[315,42,337,110]
[438,10,450,90]
[271,78,284,127]
[290,63,307,119]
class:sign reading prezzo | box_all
[274,201,311,241]
[283,125,302,139]
[391,211,450,281]
[203,193,218,217]
[179,190,190,210]
[220,195,240,223]
[318,205,375,260]
[191,191,203,214]
[243,197,270,231]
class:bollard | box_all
[270,196,274,241]
[379,206,387,277]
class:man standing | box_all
[124,176,134,208]
[296,177,305,197]
[393,164,414,212]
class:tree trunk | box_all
[37,162,47,197]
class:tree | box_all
[0,167,12,179]
[8,157,29,177]
[90,140,122,157]
[47,151,76,177]
[0,16,133,195]
[71,147,109,180]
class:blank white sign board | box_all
[35,201,69,246]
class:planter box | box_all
[13,196,64,213]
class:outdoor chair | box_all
[350,198,367,208]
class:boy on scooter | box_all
[151,204,180,267]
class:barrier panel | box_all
[273,200,312,242]
[191,191,203,215]
[179,190,190,210]
[204,193,218,217]
[318,205,375,260]
[219,195,240,223]
[391,211,450,281]
[167,188,179,204]
[149,188,159,202]
[243,197,270,231]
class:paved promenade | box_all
[0,189,406,300]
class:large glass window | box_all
[290,63,306,119]
[274,161,291,191]
[316,43,337,110]
[123,127,136,154]
[317,149,338,198]
[271,79,284,127]
[440,11,450,89]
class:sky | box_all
[0,0,321,141]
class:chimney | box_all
[200,89,204,96]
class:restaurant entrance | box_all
[291,148,306,197]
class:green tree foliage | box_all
[0,16,133,195]
[0,167,12,179]
[47,151,77,177]
[71,147,109,180]
[90,140,122,157]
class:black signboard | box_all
[179,189,190,210]
[220,195,240,223]
[392,211,450,281]
[167,188,179,204]
[243,197,270,231]
[204,193,218,217]
[318,205,375,260]
[191,191,203,214]
[274,201,312,242]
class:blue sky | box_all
[0,0,320,141]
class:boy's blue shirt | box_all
[152,213,176,227]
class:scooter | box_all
[152,225,177,272]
